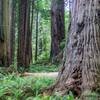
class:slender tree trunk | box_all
[6,0,14,66]
[0,0,5,66]
[10,0,16,65]
[0,0,3,42]
[47,0,100,98]
[35,11,39,61]
[30,0,34,63]
[50,0,65,63]
[29,0,34,64]
[30,0,34,35]
[39,38,43,55]
[7,0,12,66]
[25,0,32,66]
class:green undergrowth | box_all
[0,74,54,100]
[0,73,76,100]
[29,64,59,72]
[0,64,60,73]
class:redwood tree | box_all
[0,0,4,66]
[17,0,33,67]
[50,0,65,63]
[0,0,11,67]
[9,0,16,65]
[6,0,16,66]
[48,0,100,98]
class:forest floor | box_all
[21,64,59,78]
[22,72,58,78]
[0,64,75,100]
[29,64,59,72]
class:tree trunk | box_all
[6,0,15,66]
[48,0,100,97]
[9,0,16,65]
[35,11,39,61]
[0,0,3,42]
[17,0,32,68]
[25,0,32,67]
[0,0,15,67]
[0,0,5,66]
[50,0,65,63]
[0,0,10,67]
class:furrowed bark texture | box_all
[50,0,65,63]
[6,0,15,66]
[9,0,16,65]
[51,0,100,96]
[0,0,10,66]
[25,0,32,67]
[17,0,32,67]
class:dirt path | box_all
[22,72,58,78]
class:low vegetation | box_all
[0,74,76,100]
[29,64,59,72]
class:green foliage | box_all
[0,74,55,100]
[34,0,51,11]
[81,90,100,100]
[29,64,59,72]
[37,50,50,61]
[33,95,74,100]
[60,40,66,50]
[0,74,77,100]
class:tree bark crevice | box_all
[45,0,100,98]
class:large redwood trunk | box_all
[17,0,32,68]
[50,0,65,63]
[48,0,100,97]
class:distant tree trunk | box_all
[0,0,5,66]
[9,0,16,65]
[0,0,10,67]
[4,0,13,67]
[50,0,65,63]
[35,11,39,61]
[30,0,34,35]
[6,0,15,66]
[17,0,32,67]
[29,0,34,64]
[38,38,43,55]
[25,0,33,66]
[47,0,100,98]
[0,0,3,42]
[6,0,12,66]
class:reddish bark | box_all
[47,0,100,98]
[17,0,32,68]
[50,0,65,63]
